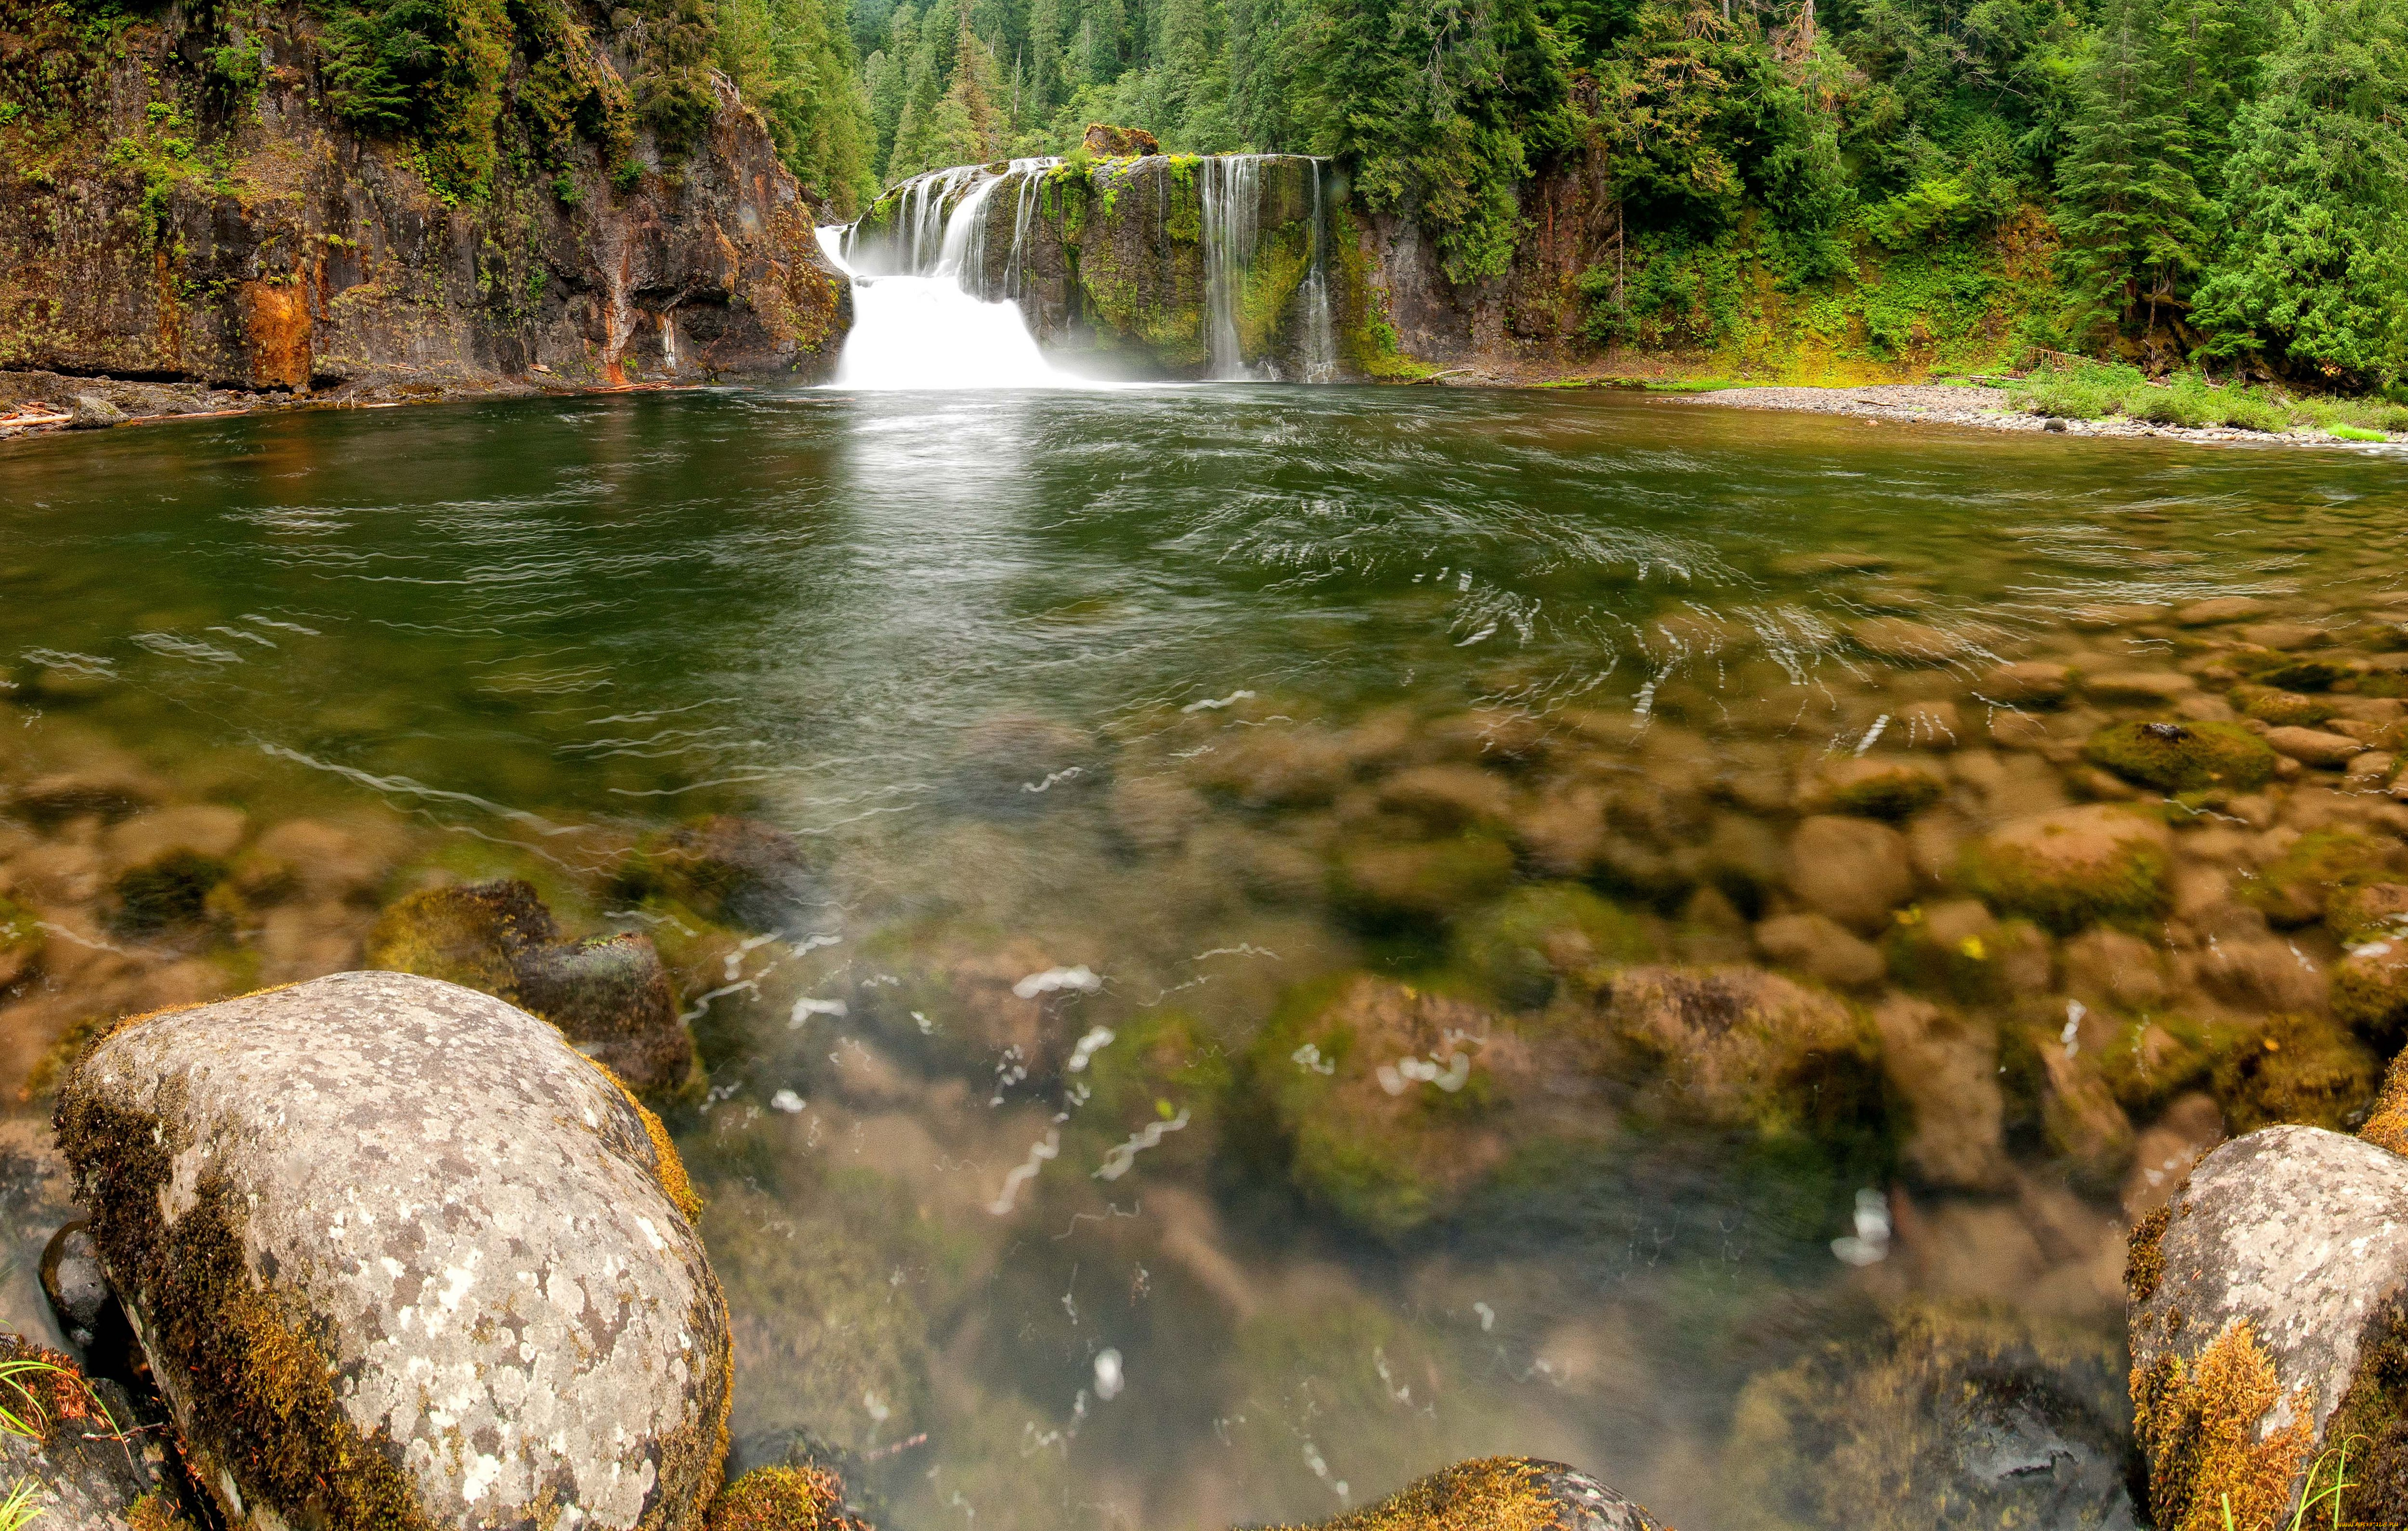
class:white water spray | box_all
[817,159,1073,390]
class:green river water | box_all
[3,385,2406,1531]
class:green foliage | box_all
[2008,357,2404,429]
[716,0,877,211]
[2190,0,2408,385]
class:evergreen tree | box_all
[2053,0,2207,343]
[2192,0,2408,383]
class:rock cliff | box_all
[0,0,849,399]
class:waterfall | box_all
[1296,162,1339,384]
[816,162,1073,389]
[825,153,1342,386]
[1199,157,1261,381]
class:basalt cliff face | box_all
[0,0,849,401]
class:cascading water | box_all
[825,152,1342,386]
[818,159,1071,390]
[1296,162,1339,384]
[1199,157,1260,381]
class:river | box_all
[3,384,2404,1530]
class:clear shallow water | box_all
[3,387,2406,1530]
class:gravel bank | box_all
[1671,382,2402,449]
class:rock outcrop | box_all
[0,0,849,400]
[2127,1125,2408,1530]
[55,970,730,1531]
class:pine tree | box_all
[2054,0,2208,345]
[2193,0,2408,383]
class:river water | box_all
[2,386,2405,1530]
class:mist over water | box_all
[3,387,2403,1531]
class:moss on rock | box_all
[0,893,43,991]
[1263,1456,1658,1531]
[2212,1012,2381,1133]
[1247,974,1528,1240]
[2334,941,2408,1046]
[1450,883,1656,1009]
[2082,719,2278,793]
[707,1465,866,1531]
[2232,686,2334,726]
[1328,833,1517,931]
[2130,1318,2315,1531]
[1956,804,2171,934]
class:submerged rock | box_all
[55,971,729,1531]
[1957,805,2170,934]
[1725,1304,2135,1531]
[1597,965,1873,1137]
[367,879,695,1093]
[2082,719,2277,793]
[2128,1126,2408,1530]
[1251,975,1527,1240]
[0,893,42,991]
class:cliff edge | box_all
[0,0,850,399]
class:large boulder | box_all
[2127,1125,2408,1531]
[55,971,730,1531]
[367,880,695,1093]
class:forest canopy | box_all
[779,0,2406,382]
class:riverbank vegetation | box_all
[2009,361,2408,433]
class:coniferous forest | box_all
[711,0,2408,384]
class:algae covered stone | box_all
[1957,804,2170,934]
[705,1465,868,1531]
[1450,883,1655,1009]
[2210,1010,2380,1132]
[1724,1304,2134,1531]
[2081,719,2277,793]
[55,970,731,1531]
[2128,1126,2408,1531]
[1596,965,1874,1137]
[1272,1456,1661,1531]
[1250,975,1526,1239]
[0,892,42,990]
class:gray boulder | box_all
[65,395,125,430]
[56,970,729,1531]
[2128,1125,2408,1531]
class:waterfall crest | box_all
[826,153,1343,385]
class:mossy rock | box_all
[1327,833,1517,930]
[1449,883,1657,1009]
[108,849,232,937]
[1273,1456,1664,1531]
[611,815,818,933]
[2082,719,2278,793]
[1881,901,2050,1006]
[1071,1006,1232,1176]
[707,1465,865,1531]
[1814,756,1947,820]
[2094,1015,2248,1116]
[2211,1011,2381,1133]
[2334,940,2408,1046]
[1723,1303,2134,1531]
[2246,654,2349,692]
[1246,974,1529,1240]
[54,973,730,1531]
[2243,829,2401,928]
[2232,686,2334,726]
[0,893,43,990]
[2327,882,2408,944]
[1957,805,2171,935]
[1593,965,1881,1144]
